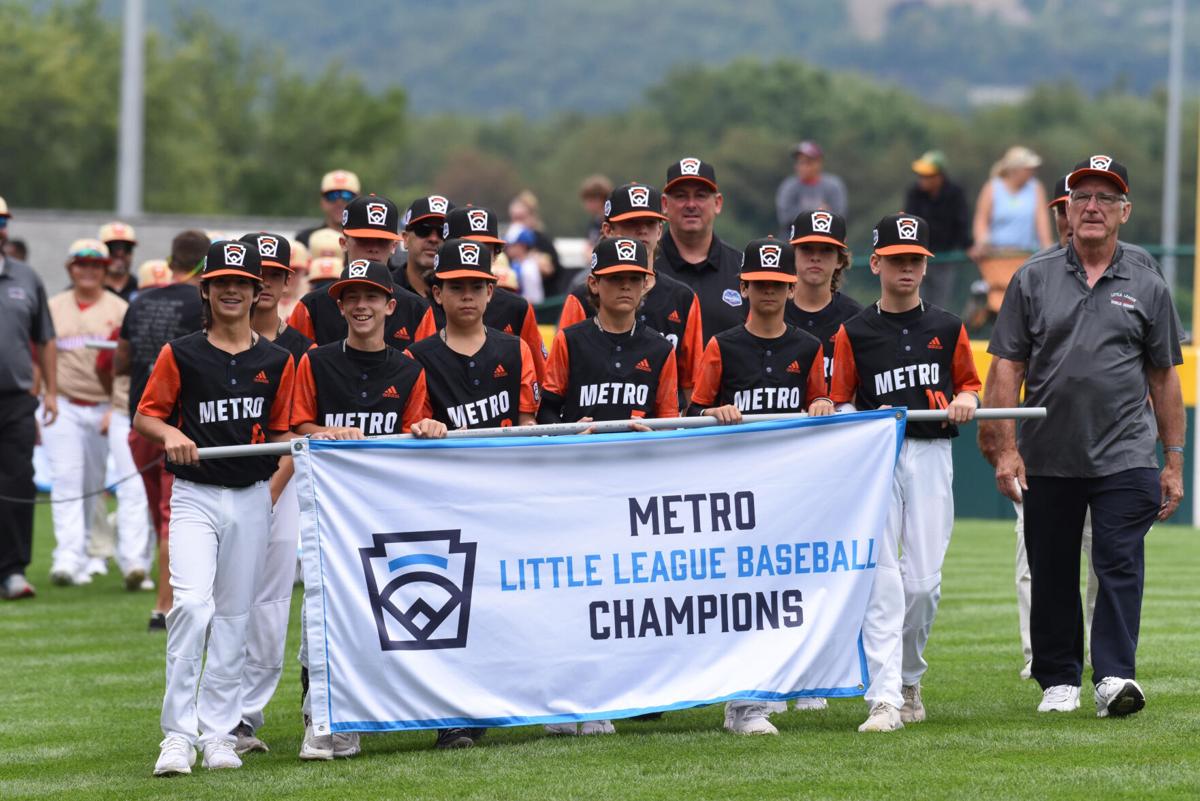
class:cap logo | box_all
[442,222,451,238]
[257,235,278,258]
[347,259,370,278]
[366,202,389,227]
[679,158,701,176]
[759,244,782,268]
[467,209,489,232]
[628,186,650,207]
[590,252,598,269]
[811,211,833,233]
[872,228,880,247]
[789,224,795,240]
[1090,155,1113,171]
[896,217,919,241]
[428,195,449,214]
[341,209,350,226]
[224,243,246,267]
[603,199,612,217]
[615,239,639,262]
[401,210,412,226]
[459,242,481,266]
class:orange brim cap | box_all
[875,244,935,258]
[740,271,797,283]
[341,228,402,241]
[593,264,654,276]
[260,259,294,272]
[1066,168,1128,194]
[464,233,506,245]
[201,268,263,282]
[789,234,847,247]
[328,278,393,298]
[436,268,499,281]
[608,209,668,223]
[663,176,718,193]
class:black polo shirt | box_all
[655,232,746,343]
[785,291,864,381]
[119,282,203,417]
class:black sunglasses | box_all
[408,222,443,239]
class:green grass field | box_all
[2,510,1198,801]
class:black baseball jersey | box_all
[137,331,295,486]
[655,232,747,341]
[540,320,679,423]
[274,324,315,361]
[287,283,432,350]
[557,271,704,389]
[687,325,826,415]
[829,303,982,439]
[427,287,548,384]
[119,282,203,417]
[291,341,430,436]
[405,330,539,429]
[784,291,864,381]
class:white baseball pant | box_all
[106,410,154,575]
[44,398,109,577]
[160,479,270,747]
[239,478,300,732]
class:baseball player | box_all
[558,182,703,402]
[99,221,139,301]
[135,240,295,775]
[45,240,129,586]
[277,238,310,322]
[287,195,430,349]
[394,195,454,298]
[829,213,982,733]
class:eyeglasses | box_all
[106,241,134,254]
[408,222,442,239]
[323,190,356,203]
[1069,191,1124,207]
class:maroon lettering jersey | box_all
[287,283,432,349]
[426,287,547,385]
[829,303,982,439]
[784,291,864,381]
[541,320,679,423]
[137,331,295,486]
[291,342,431,436]
[405,330,539,429]
[687,325,826,415]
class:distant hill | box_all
[131,0,1200,116]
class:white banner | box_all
[296,411,904,734]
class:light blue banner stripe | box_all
[387,553,449,572]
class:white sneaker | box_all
[725,703,779,735]
[299,725,334,760]
[858,702,904,732]
[86,557,108,577]
[201,739,241,769]
[332,732,361,757]
[1037,684,1081,713]
[544,723,579,736]
[140,577,156,591]
[73,570,93,586]
[153,735,195,776]
[900,684,925,723]
[1094,677,1145,718]
[791,697,828,711]
[579,720,616,736]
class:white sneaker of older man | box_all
[858,702,904,732]
[580,719,616,735]
[153,735,195,776]
[725,703,779,735]
[299,725,334,760]
[791,697,828,711]
[201,739,242,770]
[1037,685,1081,713]
[900,684,925,723]
[1095,677,1145,718]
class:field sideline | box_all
[1,511,1198,800]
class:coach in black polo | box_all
[980,156,1184,719]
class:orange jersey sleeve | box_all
[520,303,548,385]
[287,301,316,341]
[805,344,829,405]
[951,323,983,394]
[557,293,587,330]
[518,340,540,414]
[689,338,724,409]
[678,293,704,390]
[136,344,181,420]
[289,353,319,429]
[543,329,571,397]
[654,349,680,418]
[268,356,295,433]
[414,307,438,342]
[401,370,433,432]
[828,325,859,404]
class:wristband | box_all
[1164,445,1185,455]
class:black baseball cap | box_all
[789,210,848,248]
[740,237,797,283]
[664,157,718,193]
[434,238,497,281]
[341,194,402,241]
[403,195,455,229]
[239,232,291,271]
[605,182,667,223]
[1048,175,1070,209]
[201,240,262,282]
[328,259,393,299]
[1067,155,1129,194]
[442,206,505,245]
[872,214,935,258]
[590,237,653,276]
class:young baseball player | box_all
[406,238,540,434]
[135,240,296,775]
[558,182,703,402]
[829,213,981,733]
[287,194,430,349]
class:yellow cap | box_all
[289,238,310,271]
[308,227,342,260]
[136,259,172,288]
[320,170,361,194]
[67,238,110,261]
[99,221,138,244]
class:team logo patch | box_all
[257,235,278,258]
[1110,291,1137,309]
[223,243,246,267]
[428,195,449,214]
[359,529,476,651]
[603,199,612,218]
[811,211,833,233]
[458,242,481,266]
[628,185,650,207]
[382,385,400,399]
[254,370,269,384]
[366,202,389,227]
[759,244,782,268]
[467,209,489,233]
[722,288,744,307]
[1090,155,1113,171]
[679,157,701,176]
[7,286,27,301]
[787,361,801,374]
[896,217,920,241]
[928,337,943,350]
[615,239,639,262]
[635,358,652,372]
[493,364,507,378]
[347,259,370,278]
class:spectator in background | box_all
[970,146,1053,259]
[775,140,848,239]
[504,224,545,304]
[295,170,360,247]
[4,238,28,262]
[904,150,973,309]
[579,174,613,246]
[508,190,564,294]
[99,221,139,302]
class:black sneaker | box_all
[435,727,484,749]
[148,611,167,631]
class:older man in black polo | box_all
[979,156,1184,719]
